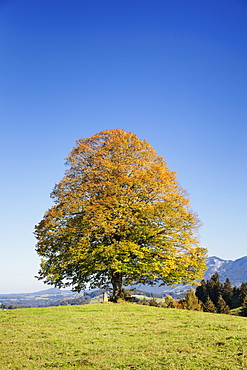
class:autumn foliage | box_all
[35,129,206,301]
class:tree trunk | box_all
[111,272,123,302]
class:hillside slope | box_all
[1,303,247,369]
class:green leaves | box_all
[35,129,207,297]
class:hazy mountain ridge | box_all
[131,256,247,296]
[0,288,72,298]
[1,256,247,305]
[0,288,88,308]
[204,256,247,286]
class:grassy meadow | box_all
[1,303,247,369]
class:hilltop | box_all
[1,303,247,369]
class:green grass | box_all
[1,303,247,369]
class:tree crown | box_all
[35,129,207,297]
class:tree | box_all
[240,297,247,317]
[231,286,241,309]
[206,273,222,306]
[203,297,216,313]
[35,129,207,301]
[183,288,202,311]
[222,278,233,307]
[161,294,176,308]
[239,283,247,304]
[195,279,208,304]
[216,295,230,314]
[149,298,159,307]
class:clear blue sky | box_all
[0,0,246,293]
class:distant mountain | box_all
[205,256,247,286]
[27,288,73,296]
[0,288,72,297]
[2,256,247,304]
[0,288,103,308]
[133,256,247,297]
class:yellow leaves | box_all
[35,129,207,292]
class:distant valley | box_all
[1,256,247,307]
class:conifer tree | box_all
[162,294,176,308]
[240,297,247,317]
[239,283,247,304]
[206,273,222,306]
[195,279,208,304]
[231,286,241,309]
[183,288,202,311]
[35,129,206,301]
[203,296,217,313]
[216,295,230,314]
[222,278,233,307]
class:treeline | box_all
[139,273,247,316]
[1,304,23,310]
[195,272,245,312]
[192,272,247,315]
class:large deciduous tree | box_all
[35,129,206,301]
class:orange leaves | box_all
[35,129,207,293]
